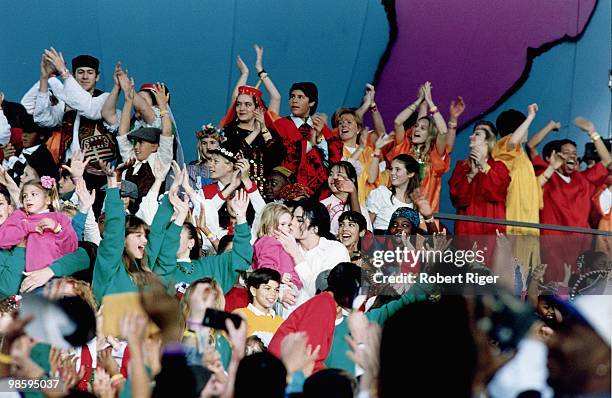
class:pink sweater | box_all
[0,210,78,271]
[253,236,303,289]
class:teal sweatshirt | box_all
[324,284,431,374]
[0,247,25,297]
[159,221,253,294]
[92,188,174,303]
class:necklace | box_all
[177,262,194,275]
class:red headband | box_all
[219,85,267,128]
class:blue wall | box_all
[0,0,389,161]
[440,0,611,218]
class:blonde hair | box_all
[410,116,439,165]
[257,203,291,238]
[20,178,60,212]
[180,278,225,345]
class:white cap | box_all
[573,295,612,347]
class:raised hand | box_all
[152,156,171,182]
[2,143,16,159]
[280,332,321,376]
[188,283,216,322]
[312,113,328,134]
[92,367,114,398]
[120,312,148,345]
[410,189,433,218]
[43,47,67,75]
[574,116,596,133]
[115,158,136,176]
[124,77,136,102]
[334,176,356,194]
[40,54,55,79]
[76,180,95,214]
[116,67,132,93]
[254,44,264,72]
[527,103,538,118]
[99,160,117,188]
[449,96,465,120]
[548,120,561,131]
[152,82,169,109]
[230,189,250,222]
[358,128,372,148]
[62,149,91,180]
[549,150,565,170]
[374,133,394,150]
[422,81,433,105]
[225,316,247,361]
[236,55,249,75]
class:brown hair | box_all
[336,108,364,131]
[122,215,153,286]
[411,116,439,165]
[179,278,225,345]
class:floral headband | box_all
[40,176,56,189]
[196,123,221,140]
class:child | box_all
[252,203,302,289]
[233,268,284,347]
[0,176,77,272]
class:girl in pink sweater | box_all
[252,203,302,289]
[0,176,77,272]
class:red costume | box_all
[449,158,511,235]
[266,111,340,194]
[540,163,608,280]
[268,292,337,372]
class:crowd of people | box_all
[0,44,610,397]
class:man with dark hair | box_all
[266,82,340,195]
[234,268,284,346]
[21,48,117,197]
[538,117,611,281]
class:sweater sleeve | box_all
[196,222,253,293]
[54,213,78,256]
[152,222,180,280]
[0,210,37,249]
[366,283,431,324]
[71,212,87,240]
[49,248,90,277]
[479,160,510,203]
[449,161,472,209]
[146,194,173,267]
[92,188,124,301]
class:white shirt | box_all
[21,76,110,160]
[290,114,328,158]
[321,194,373,234]
[294,237,350,299]
[366,186,414,231]
[0,109,11,145]
[2,144,40,170]
[599,186,611,215]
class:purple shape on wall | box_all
[375,0,597,127]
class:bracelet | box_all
[110,374,125,382]
[257,69,267,77]
[160,110,169,117]
[60,69,70,79]
[53,223,62,234]
[206,232,217,241]
[448,121,458,129]
[589,132,601,141]
[408,104,417,112]
[429,105,439,114]
[0,352,11,364]
[372,152,382,158]
[424,216,435,223]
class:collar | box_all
[555,171,572,183]
[247,303,276,316]
[290,115,313,129]
[22,145,41,156]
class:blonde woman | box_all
[252,203,302,289]
[180,277,232,368]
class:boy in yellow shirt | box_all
[234,268,284,347]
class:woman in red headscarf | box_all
[219,45,284,189]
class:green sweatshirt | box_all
[159,222,253,294]
[0,247,25,297]
[92,188,174,303]
[324,284,431,374]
